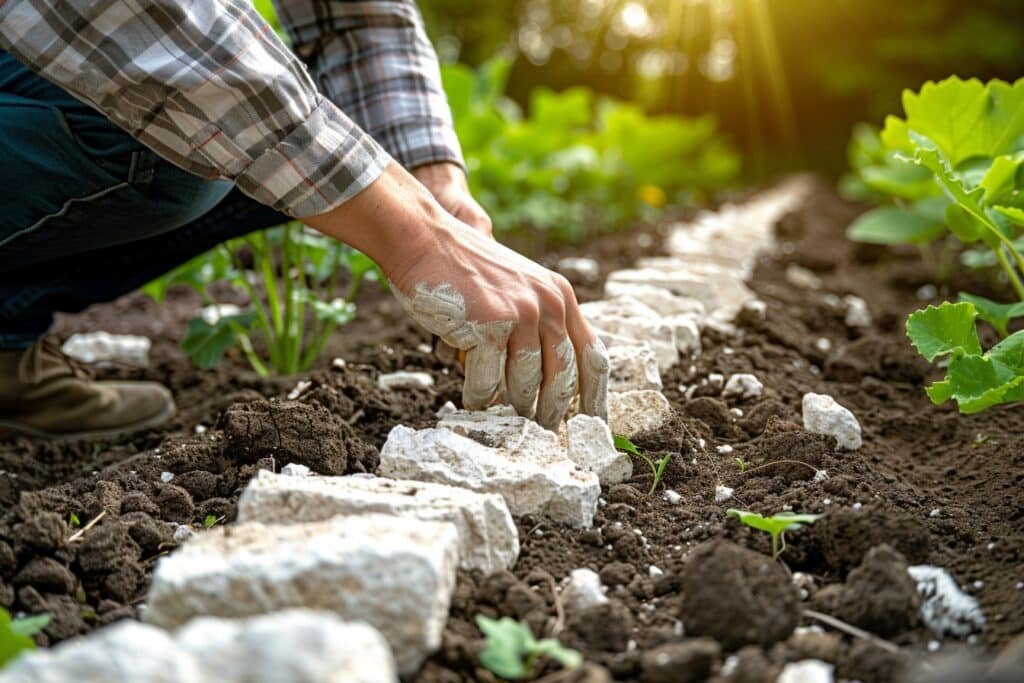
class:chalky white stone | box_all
[144,515,458,674]
[801,393,862,450]
[562,568,608,612]
[908,565,986,638]
[176,610,397,683]
[237,470,519,574]
[61,332,150,366]
[776,659,835,683]
[0,620,198,683]
[380,423,600,528]
[581,297,679,371]
[608,390,673,439]
[602,282,706,318]
[843,295,872,329]
[722,373,764,400]
[566,414,632,485]
[785,264,822,290]
[607,344,663,392]
[667,315,703,356]
[377,371,435,390]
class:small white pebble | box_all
[160,472,174,483]
[716,444,734,455]
[930,508,941,518]
[723,347,735,355]
[673,620,685,637]
[287,380,312,400]
[627,640,637,652]
[173,525,197,543]
[649,566,664,578]
[331,357,347,369]
[813,469,829,483]
[822,498,832,506]
[927,640,941,652]
[815,337,832,353]
[853,502,863,509]
[533,529,544,538]
[714,485,734,503]
[416,342,433,354]
[917,284,938,300]
[987,542,996,551]
[1015,582,1023,591]
[973,580,984,590]
[730,408,744,417]
[194,424,207,434]
[698,438,707,449]
[663,490,682,505]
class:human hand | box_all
[412,162,493,237]
[301,162,608,430]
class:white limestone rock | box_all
[607,344,663,392]
[281,463,312,477]
[0,620,198,683]
[602,282,706,318]
[776,659,834,683]
[843,295,872,329]
[61,332,150,367]
[566,414,632,485]
[380,424,600,528]
[144,515,458,674]
[199,303,243,325]
[608,390,673,439]
[722,373,764,400]
[667,315,703,356]
[802,393,862,450]
[237,470,519,574]
[562,568,608,612]
[557,256,600,283]
[605,268,719,310]
[176,610,397,683]
[378,371,434,390]
[908,565,986,638]
[582,297,679,371]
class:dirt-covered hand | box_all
[299,161,608,430]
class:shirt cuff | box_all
[235,96,392,218]
[380,118,467,174]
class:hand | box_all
[300,162,608,430]
[412,162,493,237]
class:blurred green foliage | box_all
[444,58,739,243]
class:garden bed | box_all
[1,179,1020,681]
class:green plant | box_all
[734,457,747,473]
[0,608,50,669]
[203,515,219,529]
[145,227,379,375]
[613,434,672,495]
[727,509,822,560]
[68,512,80,528]
[475,616,581,680]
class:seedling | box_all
[475,616,581,680]
[0,608,50,669]
[613,435,672,495]
[203,515,219,529]
[727,509,821,560]
[68,512,80,528]
[734,457,747,473]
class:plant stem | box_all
[995,246,1024,301]
[281,224,296,374]
[225,245,278,372]
[255,233,284,335]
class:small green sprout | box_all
[476,616,581,680]
[68,512,80,528]
[734,457,747,473]
[203,515,219,529]
[0,608,50,668]
[727,509,822,560]
[613,434,673,495]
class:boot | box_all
[0,339,175,440]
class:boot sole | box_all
[0,402,177,442]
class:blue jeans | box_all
[0,50,289,350]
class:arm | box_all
[274,0,491,232]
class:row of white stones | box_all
[9,180,817,682]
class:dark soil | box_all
[2,180,1022,682]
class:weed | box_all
[475,616,581,680]
[0,608,50,669]
[727,509,822,560]
[734,457,747,473]
[203,515,219,529]
[613,434,672,495]
[67,512,80,528]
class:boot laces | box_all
[23,338,95,382]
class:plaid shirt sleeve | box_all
[0,0,392,218]
[274,0,464,172]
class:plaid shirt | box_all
[0,0,463,218]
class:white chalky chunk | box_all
[908,565,986,638]
[776,659,834,683]
[566,414,633,485]
[785,265,822,290]
[663,490,682,505]
[714,485,734,503]
[667,315,703,356]
[557,257,600,283]
[843,295,872,328]
[281,463,312,477]
[602,282,706,318]
[145,515,458,674]
[605,268,720,310]
[377,371,434,390]
[562,568,608,612]
[380,424,600,528]
[608,390,673,439]
[199,303,243,325]
[61,332,150,366]
[582,297,679,371]
[237,470,519,574]
[176,610,397,683]
[0,620,198,683]
[802,393,862,450]
[722,373,764,400]
[607,345,663,392]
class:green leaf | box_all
[612,434,642,457]
[726,510,822,537]
[533,639,583,671]
[980,153,1024,207]
[475,616,530,679]
[181,312,254,369]
[0,608,44,669]
[847,205,946,245]
[942,352,1024,413]
[9,615,50,638]
[957,293,1024,337]
[203,515,218,529]
[906,302,983,361]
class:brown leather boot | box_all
[0,339,175,440]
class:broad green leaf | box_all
[475,616,531,679]
[859,162,937,200]
[944,203,985,243]
[181,312,254,369]
[957,293,1024,337]
[726,510,822,536]
[942,353,1024,413]
[906,302,983,361]
[914,145,1003,248]
[847,205,946,245]
[995,206,1024,226]
[980,153,1024,207]
[989,329,1024,371]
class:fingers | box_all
[536,337,579,431]
[463,343,507,411]
[507,345,543,419]
[566,285,610,421]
